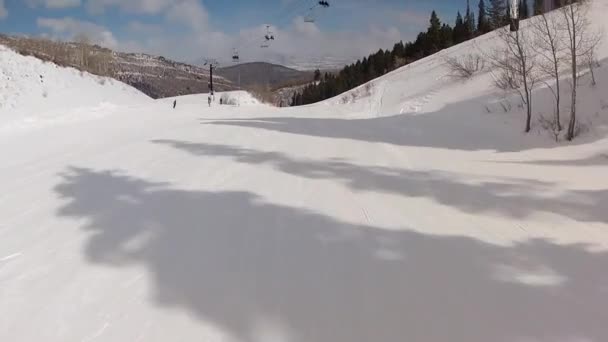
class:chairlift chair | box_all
[304,1,330,24]
[261,25,274,48]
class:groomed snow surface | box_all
[2,2,608,341]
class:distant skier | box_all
[220,98,223,105]
[208,95,212,107]
[173,99,177,109]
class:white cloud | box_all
[166,0,208,32]
[26,0,81,9]
[0,0,7,19]
[86,0,178,15]
[28,1,418,70]
[127,20,163,34]
[37,17,118,48]
[86,0,209,33]
[292,16,321,36]
[121,17,404,70]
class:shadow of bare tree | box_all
[55,167,608,342]
[202,113,530,152]
[202,59,608,153]
[490,153,608,167]
[153,139,608,224]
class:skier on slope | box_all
[208,95,212,107]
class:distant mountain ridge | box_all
[0,34,236,99]
[0,33,341,101]
[217,62,314,89]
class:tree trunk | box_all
[518,29,532,133]
[567,86,576,140]
[588,57,597,86]
[526,89,532,132]
[567,75,577,140]
[555,63,562,131]
[567,5,577,141]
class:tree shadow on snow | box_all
[201,114,533,152]
[201,81,608,153]
[489,153,608,167]
[55,166,608,342]
[153,139,608,224]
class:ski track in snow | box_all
[399,89,439,115]
[0,253,22,262]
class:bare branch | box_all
[558,0,602,140]
[488,26,539,133]
[444,54,485,80]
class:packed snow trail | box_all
[2,90,608,341]
[2,2,608,340]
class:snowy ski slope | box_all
[1,1,608,341]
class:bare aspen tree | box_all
[49,39,68,66]
[490,26,539,133]
[559,0,602,140]
[93,49,114,77]
[58,41,71,67]
[531,12,565,132]
[74,33,91,69]
[584,30,603,86]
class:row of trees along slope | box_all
[291,0,571,107]
[485,0,602,140]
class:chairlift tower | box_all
[203,58,219,96]
[231,49,241,106]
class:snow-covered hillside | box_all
[0,44,150,133]
[0,34,237,99]
[1,1,608,342]
[311,0,608,146]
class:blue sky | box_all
[0,0,465,67]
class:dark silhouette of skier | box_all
[173,100,177,109]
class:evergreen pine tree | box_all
[488,0,507,29]
[440,24,454,49]
[392,41,405,59]
[427,10,442,53]
[468,11,476,37]
[520,0,530,18]
[313,69,321,81]
[291,5,507,105]
[453,11,466,44]
[464,0,476,38]
[534,0,545,14]
[477,0,492,33]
